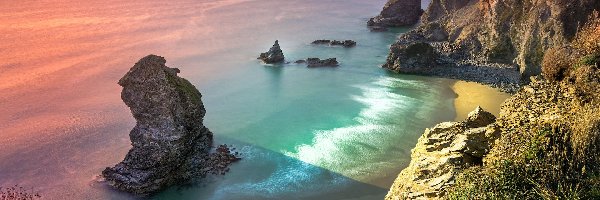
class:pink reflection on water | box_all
[0,0,246,199]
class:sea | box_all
[0,0,462,199]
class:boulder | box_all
[368,0,424,27]
[465,106,496,128]
[258,40,285,64]
[384,42,438,73]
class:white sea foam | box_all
[285,76,449,183]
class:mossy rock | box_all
[165,70,202,103]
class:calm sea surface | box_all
[0,0,453,199]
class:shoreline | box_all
[451,80,511,121]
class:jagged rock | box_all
[306,58,339,67]
[102,55,215,195]
[258,40,285,64]
[368,0,424,27]
[311,40,357,48]
[465,106,496,128]
[385,42,438,73]
[380,0,600,93]
[386,107,501,200]
[382,0,600,85]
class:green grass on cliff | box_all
[448,17,600,199]
[165,70,202,104]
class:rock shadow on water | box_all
[152,138,388,200]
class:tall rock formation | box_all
[368,0,424,27]
[258,40,285,64]
[102,55,215,195]
[381,0,600,88]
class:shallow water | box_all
[1,0,459,199]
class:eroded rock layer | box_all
[386,107,500,199]
[382,0,600,91]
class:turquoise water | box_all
[155,0,455,199]
[0,0,453,199]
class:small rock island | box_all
[102,55,238,195]
[311,40,357,48]
[295,58,339,68]
[258,40,285,64]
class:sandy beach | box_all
[452,81,511,121]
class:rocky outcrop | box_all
[382,0,600,91]
[258,40,285,64]
[368,0,424,27]
[102,55,236,195]
[311,40,357,48]
[386,107,500,199]
[306,58,339,67]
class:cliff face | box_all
[386,2,600,199]
[383,0,600,89]
[385,107,500,199]
[368,0,424,27]
[388,73,600,199]
[102,55,214,195]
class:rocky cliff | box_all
[385,107,500,199]
[386,32,600,196]
[381,0,600,91]
[368,0,423,27]
[102,55,228,195]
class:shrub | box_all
[542,46,576,82]
[449,122,600,200]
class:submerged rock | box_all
[386,107,501,199]
[102,55,237,195]
[311,40,356,48]
[258,40,285,64]
[306,58,339,67]
[368,0,423,27]
[369,26,389,32]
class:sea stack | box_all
[258,40,285,64]
[368,0,423,27]
[102,55,215,195]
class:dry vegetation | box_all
[448,13,600,199]
[542,12,600,82]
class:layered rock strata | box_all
[381,0,600,92]
[386,107,500,199]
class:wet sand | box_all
[452,81,512,121]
